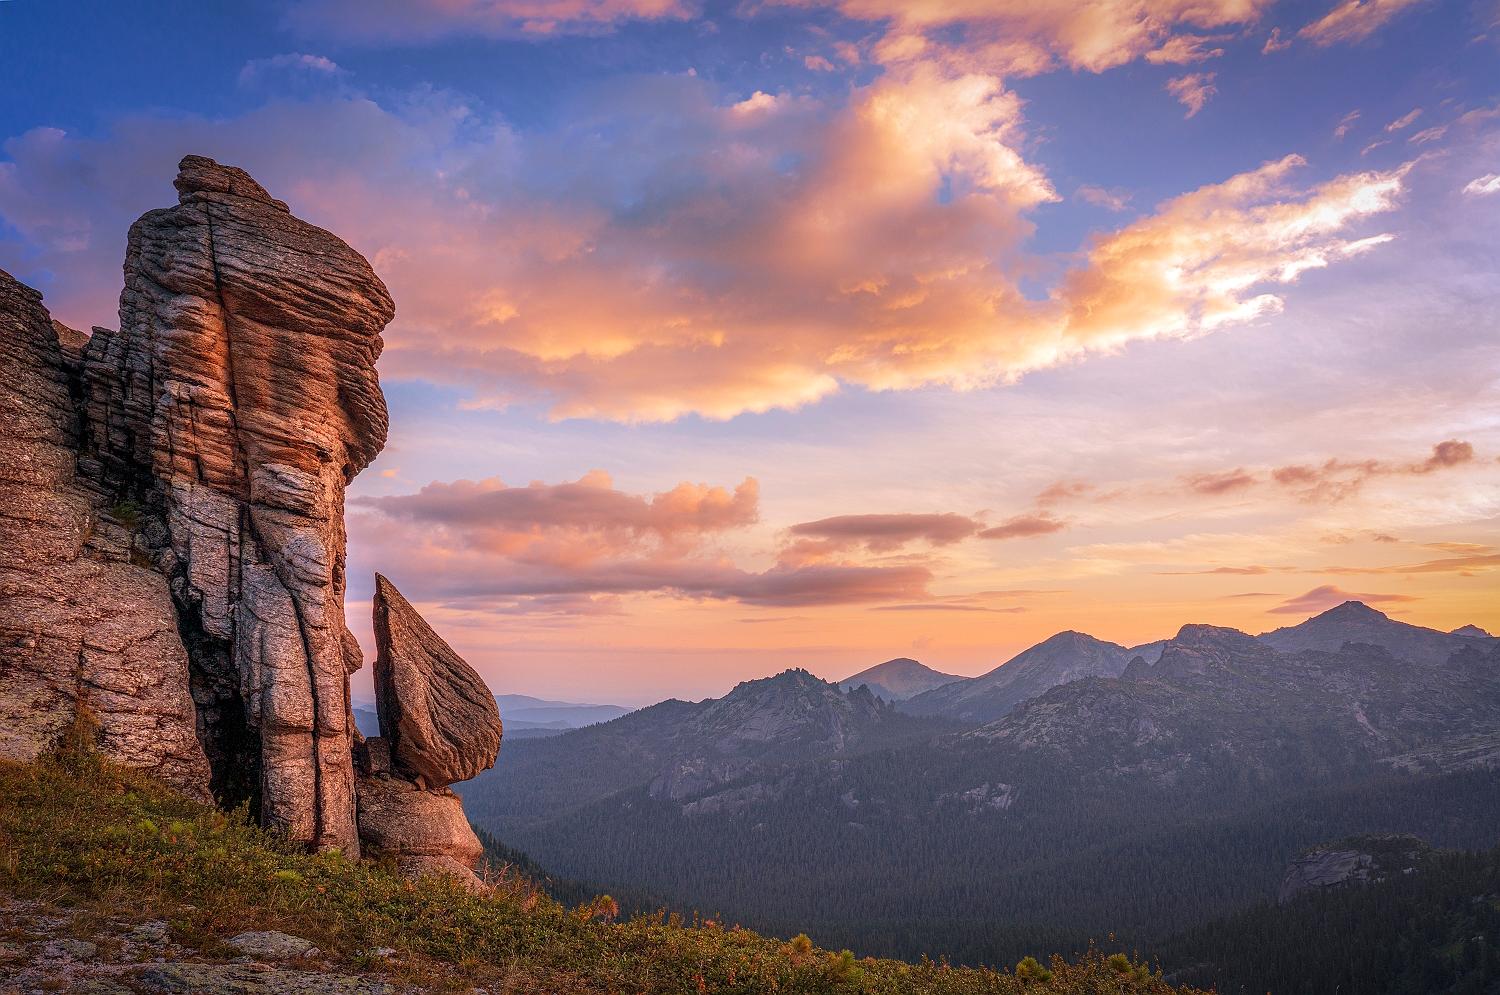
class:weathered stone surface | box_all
[81,155,395,852]
[0,268,210,797]
[372,574,502,788]
[227,930,319,960]
[356,772,484,889]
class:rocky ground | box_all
[0,897,442,995]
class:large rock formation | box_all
[372,574,503,788]
[78,155,394,853]
[0,156,496,882]
[0,269,210,796]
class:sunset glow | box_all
[3,0,1496,704]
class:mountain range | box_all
[462,602,1500,980]
[899,630,1165,723]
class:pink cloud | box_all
[977,513,1066,540]
[1297,0,1427,46]
[778,0,1274,76]
[787,512,980,553]
[1269,584,1417,614]
[284,0,696,41]
[347,471,940,611]
[1075,185,1132,211]
[1272,440,1475,502]
[1166,72,1217,118]
[1183,468,1258,495]
[1159,565,1272,575]
[357,471,759,545]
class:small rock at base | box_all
[226,930,319,960]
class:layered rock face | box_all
[0,269,210,796]
[0,156,496,882]
[79,155,393,853]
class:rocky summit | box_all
[0,156,496,886]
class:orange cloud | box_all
[1321,552,1500,575]
[1057,155,1406,360]
[1166,72,1217,117]
[0,77,1411,424]
[1297,0,1427,46]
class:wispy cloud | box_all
[1385,107,1423,132]
[1166,72,1217,117]
[1297,0,1427,47]
[1464,173,1500,195]
[1269,584,1418,614]
[978,514,1067,540]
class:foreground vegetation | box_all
[0,738,1199,994]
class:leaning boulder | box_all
[372,574,502,787]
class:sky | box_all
[2,0,1498,706]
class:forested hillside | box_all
[1157,843,1500,994]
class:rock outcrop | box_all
[1278,834,1433,903]
[0,268,210,796]
[372,574,503,788]
[77,155,394,853]
[355,767,486,888]
[0,155,497,881]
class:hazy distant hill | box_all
[495,693,634,727]
[1257,599,1495,665]
[355,692,633,741]
[467,603,1500,969]
[900,630,1164,723]
[837,657,961,701]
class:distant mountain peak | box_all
[900,630,1135,723]
[1452,624,1493,638]
[1173,623,1262,649]
[838,658,960,701]
[1318,600,1390,621]
[1149,624,1269,679]
[1258,599,1479,665]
